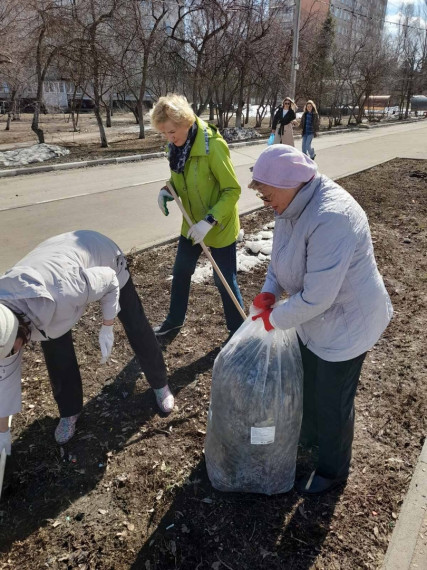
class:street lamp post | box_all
[289,0,301,100]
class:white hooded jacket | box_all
[0,230,130,416]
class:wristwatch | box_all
[204,214,218,226]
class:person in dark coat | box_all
[271,97,297,146]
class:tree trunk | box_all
[245,90,251,125]
[217,107,224,129]
[137,99,145,139]
[209,99,215,121]
[106,103,112,127]
[31,101,45,143]
[70,85,80,131]
[5,89,17,131]
[137,53,149,139]
[133,105,139,124]
[235,100,243,128]
[404,70,413,119]
[94,105,108,147]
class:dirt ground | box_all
[0,158,426,569]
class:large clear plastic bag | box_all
[205,312,303,495]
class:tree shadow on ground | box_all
[130,448,343,570]
[0,348,220,551]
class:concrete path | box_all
[0,120,426,274]
[382,439,427,569]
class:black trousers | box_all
[298,336,367,479]
[41,276,168,417]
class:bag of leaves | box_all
[205,311,303,495]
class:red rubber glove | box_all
[252,292,276,310]
[252,308,274,331]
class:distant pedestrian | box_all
[272,97,297,146]
[300,100,320,160]
[150,93,244,339]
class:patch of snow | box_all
[191,222,275,284]
[237,229,245,242]
[0,143,70,167]
[221,127,261,143]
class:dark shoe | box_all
[295,470,347,495]
[153,321,182,336]
[312,154,316,160]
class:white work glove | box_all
[0,430,11,456]
[158,187,174,216]
[187,220,213,245]
[99,324,114,364]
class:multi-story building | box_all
[272,0,388,44]
[330,0,388,43]
[269,0,329,29]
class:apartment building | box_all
[270,0,329,28]
[330,0,388,42]
[271,0,388,42]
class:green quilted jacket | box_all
[168,116,241,248]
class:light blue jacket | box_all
[263,174,393,361]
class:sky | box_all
[385,0,426,33]
[387,0,425,14]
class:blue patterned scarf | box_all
[168,122,198,174]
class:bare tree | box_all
[115,0,169,139]
[0,2,30,130]
[231,0,280,128]
[23,1,69,143]
[168,0,231,114]
[64,0,125,148]
[392,3,426,119]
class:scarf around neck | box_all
[168,121,198,174]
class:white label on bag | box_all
[250,426,275,445]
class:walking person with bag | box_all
[300,100,320,160]
[249,145,393,494]
[0,230,174,455]
[151,93,244,339]
[271,97,297,146]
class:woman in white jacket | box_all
[249,145,393,495]
[0,231,174,452]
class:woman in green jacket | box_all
[151,94,244,338]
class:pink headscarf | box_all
[251,144,317,189]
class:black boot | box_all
[295,470,347,495]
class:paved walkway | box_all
[383,439,427,569]
[0,120,426,273]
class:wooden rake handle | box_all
[165,182,247,321]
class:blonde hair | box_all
[282,97,296,112]
[150,93,196,130]
[304,100,318,114]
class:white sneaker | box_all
[153,321,182,336]
[154,385,175,413]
